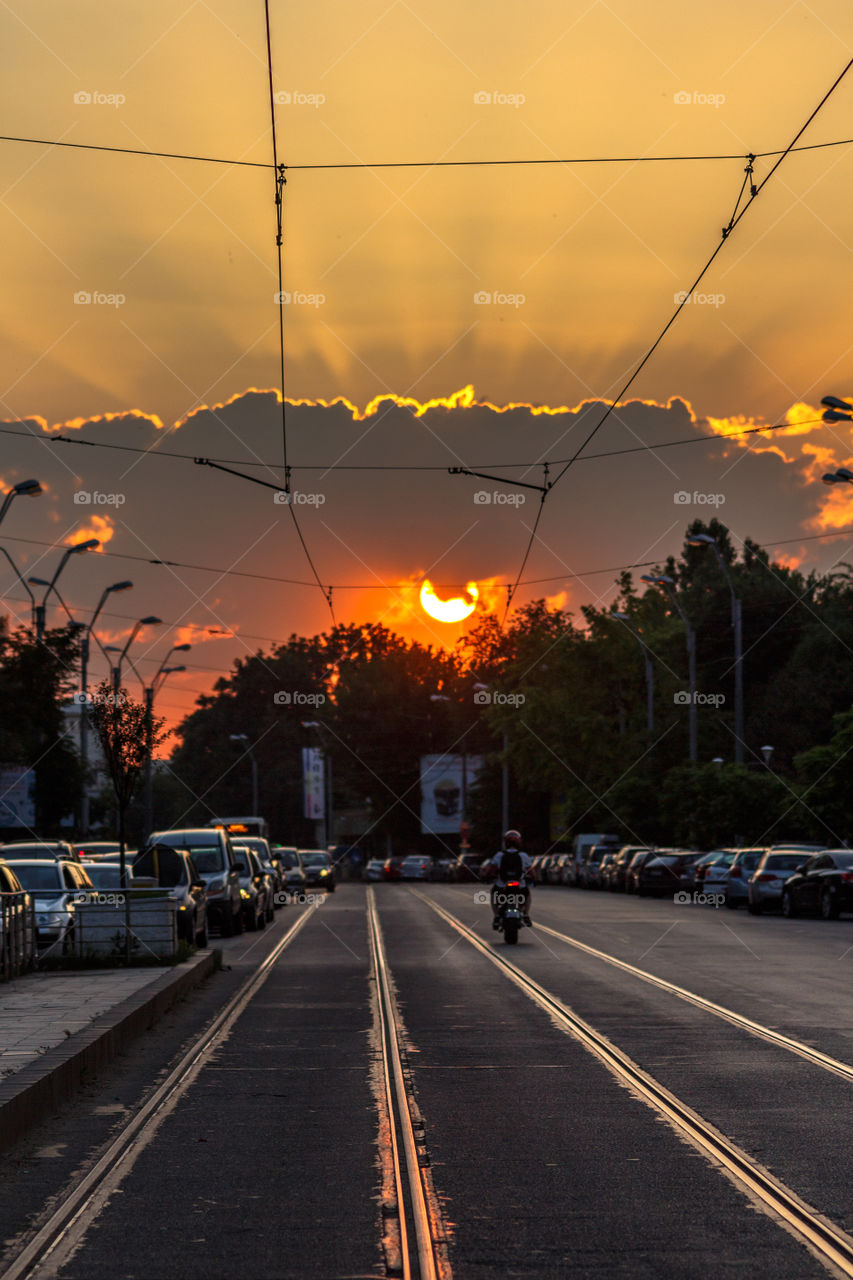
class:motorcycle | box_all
[494,879,531,945]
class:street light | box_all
[112,616,162,693]
[0,478,41,529]
[761,744,774,767]
[822,468,853,485]
[687,533,744,763]
[34,538,100,641]
[139,648,189,843]
[76,580,134,835]
[608,612,655,736]
[641,573,697,762]
[229,732,259,819]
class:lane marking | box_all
[416,891,853,1280]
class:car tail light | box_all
[730,867,741,878]
[756,873,778,882]
[506,880,521,887]
[841,872,853,883]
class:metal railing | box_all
[0,892,37,980]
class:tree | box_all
[88,680,166,957]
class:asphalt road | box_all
[5,882,853,1279]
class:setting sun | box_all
[419,579,479,623]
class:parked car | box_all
[569,833,620,886]
[782,850,853,919]
[5,859,93,952]
[747,850,806,914]
[724,849,767,908]
[0,861,36,971]
[454,853,486,883]
[151,828,242,936]
[132,845,209,945]
[535,855,554,884]
[578,846,610,889]
[231,845,270,930]
[546,854,569,886]
[80,860,134,889]
[383,856,406,882]
[299,850,336,891]
[604,846,649,892]
[362,858,386,882]
[633,852,696,898]
[625,850,659,893]
[434,858,456,882]
[0,840,80,863]
[72,841,122,860]
[701,851,738,897]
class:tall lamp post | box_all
[34,538,100,641]
[30,577,134,834]
[111,616,162,693]
[472,683,510,832]
[0,478,41,529]
[1,547,36,625]
[609,612,655,736]
[229,732,259,818]
[641,574,697,762]
[687,534,744,763]
[140,647,189,843]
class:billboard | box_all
[0,765,36,829]
[302,747,325,821]
[420,754,484,835]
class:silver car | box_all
[6,859,94,952]
[748,850,809,914]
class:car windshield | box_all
[764,855,804,870]
[735,853,762,868]
[301,853,329,866]
[651,855,684,866]
[83,864,125,888]
[831,852,853,869]
[279,854,298,868]
[1,844,61,859]
[8,864,63,892]
[171,845,225,873]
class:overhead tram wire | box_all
[2,523,852,597]
[0,415,827,474]
[498,54,853,625]
[2,133,853,170]
[262,0,334,624]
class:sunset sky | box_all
[1,0,853,728]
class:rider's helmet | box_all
[503,829,522,851]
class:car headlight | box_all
[240,889,251,900]
[319,868,330,876]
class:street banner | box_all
[420,754,483,835]
[302,747,325,821]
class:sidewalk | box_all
[0,952,217,1153]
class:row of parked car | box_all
[0,830,339,959]
[529,841,853,918]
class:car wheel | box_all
[266,901,275,923]
[747,901,761,915]
[820,888,840,920]
[257,906,266,930]
[782,891,797,918]
[196,920,208,947]
[233,905,244,935]
[724,895,737,909]
[220,910,234,938]
[244,905,258,932]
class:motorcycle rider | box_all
[490,829,534,929]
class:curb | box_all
[0,948,219,1155]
